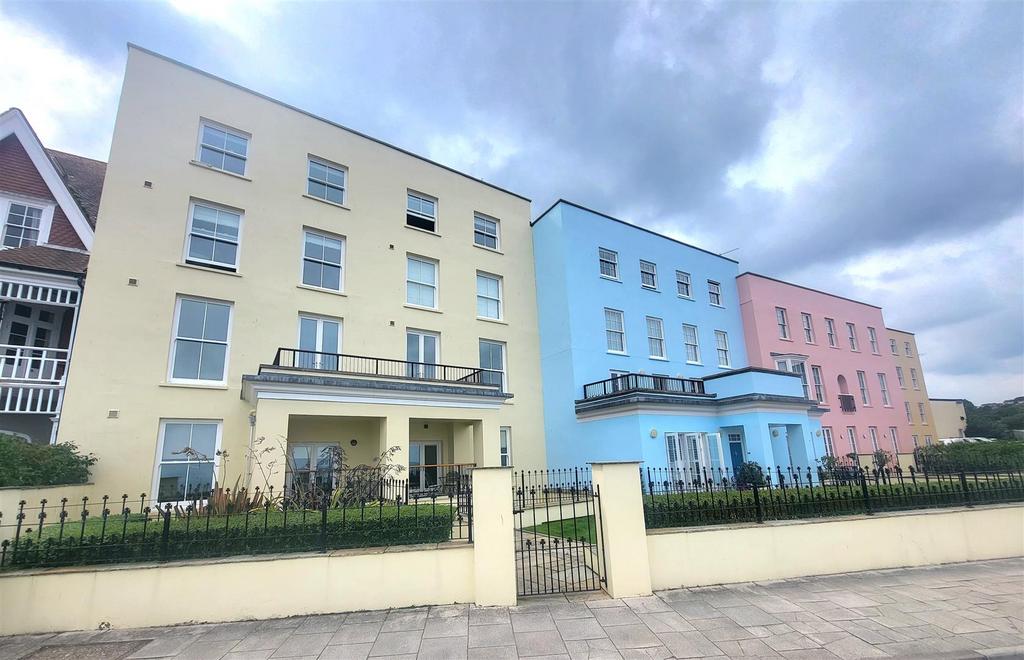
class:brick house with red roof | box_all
[0,108,104,443]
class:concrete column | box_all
[453,422,476,465]
[590,461,653,598]
[248,404,290,498]
[471,466,516,606]
[472,418,497,467]
[383,412,411,475]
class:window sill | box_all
[297,284,347,297]
[641,286,660,293]
[302,194,350,211]
[709,303,725,309]
[188,160,251,182]
[678,295,694,301]
[404,304,442,314]
[474,244,503,255]
[599,275,622,283]
[607,351,629,357]
[160,381,229,391]
[686,362,703,367]
[177,262,243,277]
[477,317,508,326]
[778,337,794,342]
[649,356,669,361]
[404,225,441,238]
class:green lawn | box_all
[524,515,597,544]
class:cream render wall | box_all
[931,399,968,440]
[886,329,936,452]
[57,46,546,497]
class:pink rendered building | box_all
[737,273,913,466]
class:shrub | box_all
[735,461,765,489]
[0,436,96,487]
[915,440,1024,472]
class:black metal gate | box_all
[513,468,607,596]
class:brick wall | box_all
[0,135,86,250]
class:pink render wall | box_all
[737,274,913,460]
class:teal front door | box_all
[728,438,745,470]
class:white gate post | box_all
[591,461,653,598]
[471,466,516,606]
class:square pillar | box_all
[453,422,475,465]
[248,404,290,498]
[383,413,411,475]
[590,461,652,598]
[472,418,497,467]
[471,467,516,606]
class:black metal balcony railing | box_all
[581,373,705,400]
[272,348,503,388]
[838,394,857,413]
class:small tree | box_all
[735,461,765,489]
[873,449,892,470]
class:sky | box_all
[1,0,1021,403]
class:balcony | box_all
[581,373,706,401]
[0,345,69,415]
[242,348,509,407]
[838,394,857,413]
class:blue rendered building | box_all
[532,200,826,478]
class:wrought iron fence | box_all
[272,348,502,388]
[641,464,1024,529]
[581,373,705,400]
[514,467,592,507]
[0,479,472,571]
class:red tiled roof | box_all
[0,245,89,275]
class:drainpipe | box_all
[245,410,257,491]
[50,274,85,445]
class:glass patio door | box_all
[288,443,337,496]
[409,441,440,491]
[406,330,438,379]
[298,315,340,370]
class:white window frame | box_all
[918,402,926,423]
[857,370,870,406]
[889,426,899,454]
[811,365,826,402]
[869,427,880,452]
[645,316,666,359]
[905,401,914,424]
[825,318,837,347]
[801,313,815,343]
[877,372,891,406]
[896,366,906,388]
[604,308,627,354]
[822,427,835,457]
[912,434,919,448]
[406,254,439,309]
[639,260,658,290]
[910,368,920,389]
[406,190,438,233]
[479,338,507,390]
[776,307,790,340]
[925,435,933,447]
[846,322,859,351]
[847,426,859,455]
[499,427,512,467]
[868,327,879,354]
[675,270,692,298]
[196,119,249,176]
[598,248,619,280]
[1,194,54,249]
[153,419,223,504]
[474,213,500,251]
[904,341,912,357]
[167,295,233,385]
[306,156,347,206]
[682,324,701,364]
[707,280,722,306]
[476,271,503,321]
[714,330,731,368]
[891,338,898,355]
[297,314,343,368]
[301,228,345,292]
[184,199,243,271]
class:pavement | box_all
[1,558,1022,660]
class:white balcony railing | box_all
[0,385,62,413]
[0,344,69,383]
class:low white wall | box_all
[0,542,475,635]
[0,483,100,540]
[648,504,1024,590]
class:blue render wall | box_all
[533,201,824,471]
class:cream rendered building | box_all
[930,399,968,441]
[57,46,546,501]
[886,328,936,455]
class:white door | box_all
[298,315,341,370]
[409,441,441,491]
[406,330,439,379]
[1,303,62,380]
